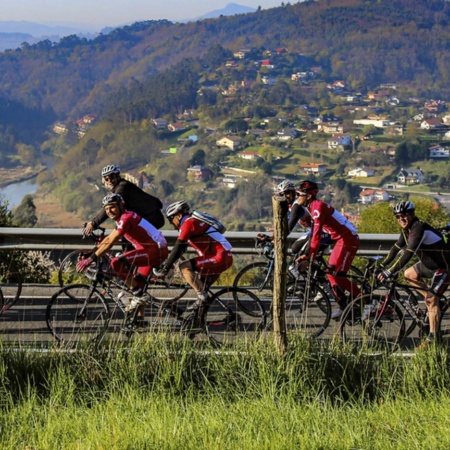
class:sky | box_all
[2,0,286,30]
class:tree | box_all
[13,195,37,227]
[358,197,449,234]
[0,198,13,227]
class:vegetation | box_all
[1,336,450,449]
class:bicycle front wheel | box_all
[339,294,405,353]
[58,250,95,287]
[46,284,110,344]
[0,256,22,313]
[205,287,266,345]
[232,261,273,314]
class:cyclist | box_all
[295,180,361,319]
[153,200,233,317]
[83,164,165,236]
[76,193,168,314]
[377,200,450,348]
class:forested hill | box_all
[0,0,449,120]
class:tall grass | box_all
[1,335,450,449]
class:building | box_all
[348,167,375,177]
[300,163,328,175]
[429,145,450,158]
[397,168,424,185]
[187,165,212,182]
[359,189,390,204]
[216,136,242,150]
[328,134,351,149]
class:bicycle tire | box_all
[263,280,332,338]
[339,294,406,353]
[204,287,266,345]
[146,263,189,303]
[437,301,450,345]
[0,256,23,313]
[232,261,273,304]
[58,250,100,287]
[46,283,110,344]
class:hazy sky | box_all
[2,0,285,29]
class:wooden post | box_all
[272,194,289,354]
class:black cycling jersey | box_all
[288,203,308,234]
[91,179,165,229]
[383,217,450,273]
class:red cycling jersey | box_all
[307,199,358,259]
[116,210,167,250]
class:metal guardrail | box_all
[0,227,399,256]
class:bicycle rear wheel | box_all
[46,284,110,345]
[339,294,405,353]
[146,263,189,303]
[0,255,22,313]
[263,280,331,338]
[438,301,450,345]
[205,287,266,345]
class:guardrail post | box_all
[272,194,288,354]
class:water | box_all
[0,178,38,208]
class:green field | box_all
[2,336,450,449]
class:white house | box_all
[359,189,390,204]
[348,167,375,177]
[353,118,390,128]
[429,145,450,158]
[397,168,424,185]
[216,136,242,150]
[300,163,328,175]
[238,151,262,161]
[328,134,351,149]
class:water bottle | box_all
[288,263,300,279]
[117,291,129,307]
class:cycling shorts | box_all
[193,250,233,276]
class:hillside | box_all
[0,0,449,120]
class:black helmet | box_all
[102,193,124,207]
[393,200,415,215]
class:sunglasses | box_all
[103,175,116,182]
[395,213,409,220]
[296,192,307,197]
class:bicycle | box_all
[46,258,266,346]
[57,224,189,303]
[0,252,23,315]
[232,234,335,338]
[338,257,447,352]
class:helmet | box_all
[277,180,295,194]
[393,200,415,215]
[165,200,190,218]
[101,165,121,177]
[297,180,319,195]
[102,193,124,207]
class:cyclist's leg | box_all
[326,237,360,317]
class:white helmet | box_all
[101,165,120,177]
[277,180,295,194]
[393,200,415,215]
[165,200,190,218]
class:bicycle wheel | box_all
[46,284,110,344]
[147,263,189,303]
[0,256,22,313]
[267,280,331,338]
[438,301,450,345]
[205,287,266,345]
[232,261,273,314]
[339,294,406,353]
[58,250,94,287]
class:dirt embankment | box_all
[33,189,84,228]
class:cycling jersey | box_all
[91,179,165,229]
[111,210,168,282]
[383,218,450,273]
[116,210,167,250]
[307,199,358,259]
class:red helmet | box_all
[297,180,319,196]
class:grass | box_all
[1,335,450,449]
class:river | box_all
[0,177,38,208]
